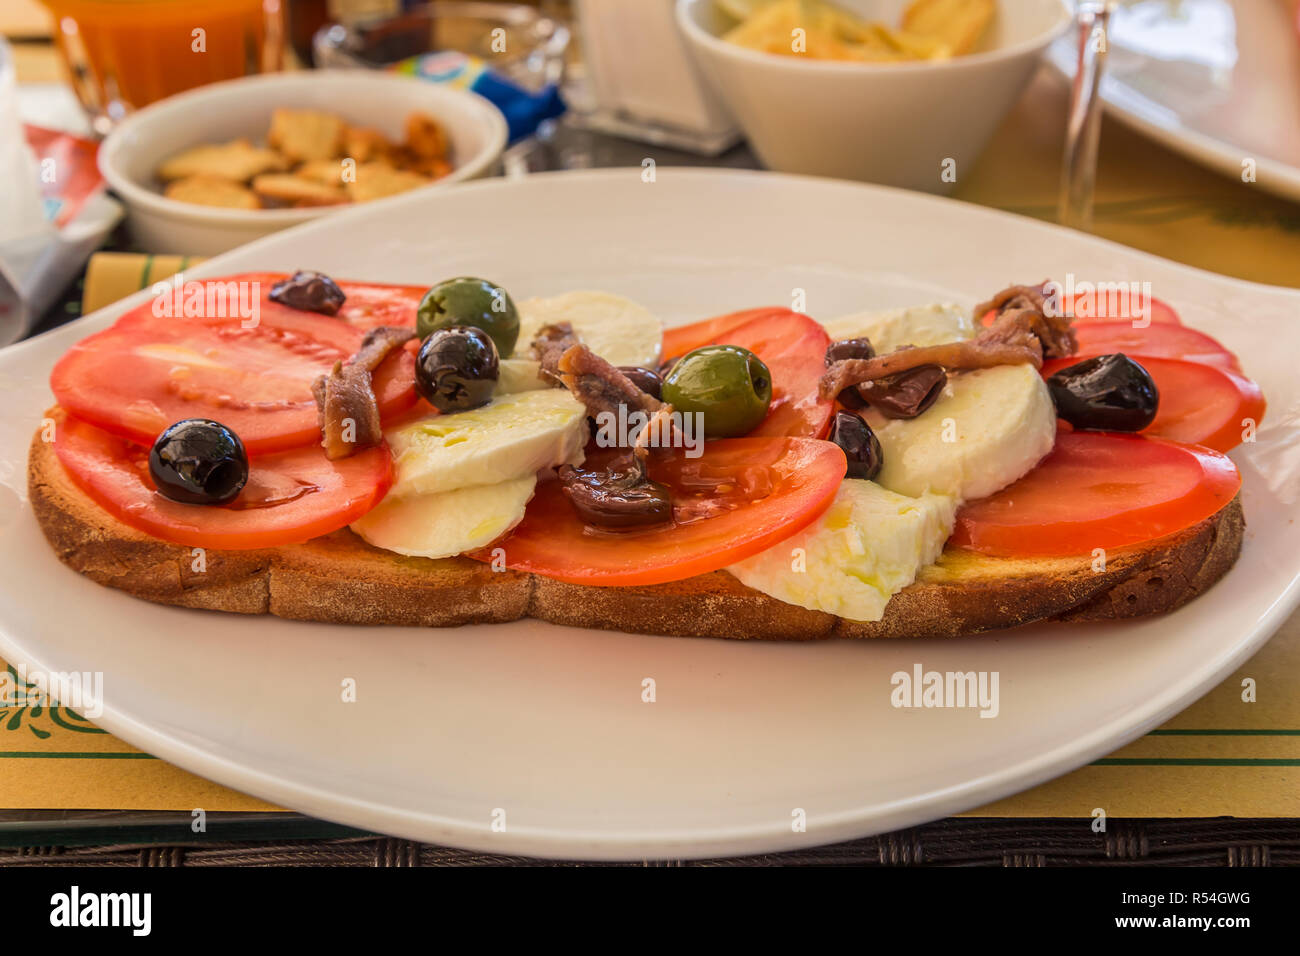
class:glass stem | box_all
[1058,2,1113,229]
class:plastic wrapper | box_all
[391,51,564,142]
[0,40,121,346]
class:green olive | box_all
[661,345,772,438]
[417,277,520,357]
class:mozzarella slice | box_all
[352,476,536,559]
[822,302,973,352]
[495,358,548,395]
[728,480,956,623]
[865,363,1056,501]
[386,389,587,497]
[515,290,662,369]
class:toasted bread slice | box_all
[28,431,1244,640]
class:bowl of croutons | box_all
[99,70,509,255]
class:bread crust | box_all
[28,429,1244,640]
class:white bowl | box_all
[98,70,509,255]
[676,0,1070,193]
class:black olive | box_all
[657,355,682,379]
[617,366,663,400]
[824,338,876,409]
[1047,353,1159,432]
[415,326,499,413]
[269,270,346,315]
[836,388,868,410]
[559,457,672,529]
[824,337,875,366]
[860,364,947,419]
[828,411,883,481]
[148,419,249,505]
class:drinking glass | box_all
[41,0,285,134]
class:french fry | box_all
[719,0,989,62]
[902,0,995,56]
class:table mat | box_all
[5,67,1300,823]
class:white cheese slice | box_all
[352,476,536,559]
[728,480,956,623]
[494,358,549,395]
[514,290,663,369]
[386,389,587,497]
[822,302,974,352]
[865,363,1056,502]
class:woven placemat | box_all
[3,819,1298,866]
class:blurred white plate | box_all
[1,169,1298,860]
[1048,0,1300,200]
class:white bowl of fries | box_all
[99,70,508,255]
[676,0,1070,192]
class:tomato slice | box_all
[333,280,425,331]
[981,292,1182,326]
[661,307,786,361]
[52,410,392,550]
[1043,355,1266,453]
[50,280,417,455]
[475,437,846,586]
[1071,321,1241,370]
[663,308,833,438]
[223,272,425,331]
[950,431,1240,557]
[1066,292,1182,324]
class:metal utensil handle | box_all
[1058,2,1112,229]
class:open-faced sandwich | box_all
[29,273,1263,639]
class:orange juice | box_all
[43,0,283,128]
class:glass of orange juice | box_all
[42,0,284,133]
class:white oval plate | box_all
[2,169,1298,860]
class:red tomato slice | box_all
[1042,355,1266,453]
[51,281,417,455]
[1068,292,1181,324]
[1072,321,1241,370]
[225,272,425,331]
[661,307,786,361]
[475,437,846,586]
[981,292,1182,326]
[663,308,833,438]
[333,280,425,331]
[950,431,1240,558]
[52,410,393,550]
